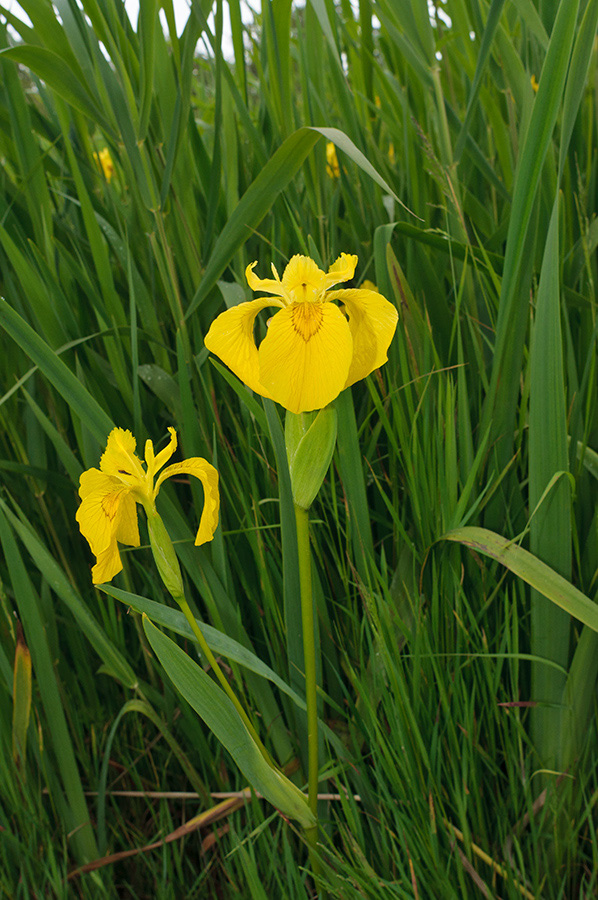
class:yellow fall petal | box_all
[91,540,124,585]
[328,288,398,387]
[204,297,281,398]
[114,491,141,547]
[76,469,129,556]
[257,303,353,413]
[155,459,220,546]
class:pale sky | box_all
[4,1,259,59]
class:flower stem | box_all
[175,593,274,766]
[294,504,320,865]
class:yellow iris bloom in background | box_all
[76,427,219,584]
[204,253,398,414]
[93,147,115,182]
[326,142,340,178]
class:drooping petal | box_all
[257,302,353,413]
[322,253,358,290]
[76,468,128,556]
[114,491,141,547]
[245,261,286,297]
[155,459,220,546]
[100,428,145,481]
[281,256,327,303]
[91,540,124,585]
[204,297,282,398]
[328,288,398,387]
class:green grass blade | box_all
[528,202,570,765]
[0,506,98,862]
[0,297,113,443]
[482,0,580,458]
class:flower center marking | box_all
[292,302,324,341]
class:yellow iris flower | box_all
[204,253,398,414]
[326,142,340,178]
[94,147,115,182]
[76,427,219,585]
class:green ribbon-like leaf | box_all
[440,526,598,632]
[143,616,315,828]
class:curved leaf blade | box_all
[143,616,315,828]
[440,526,598,632]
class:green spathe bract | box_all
[285,407,337,510]
[146,508,185,603]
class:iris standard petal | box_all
[91,540,124,585]
[245,261,285,296]
[257,302,353,413]
[328,288,398,387]
[100,428,145,481]
[76,469,128,556]
[150,426,178,477]
[323,253,358,290]
[204,297,282,398]
[155,459,220,545]
[282,256,327,303]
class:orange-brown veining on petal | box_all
[291,302,324,341]
[101,490,125,522]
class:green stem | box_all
[294,504,319,834]
[176,593,274,766]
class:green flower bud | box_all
[285,407,337,510]
[146,510,185,603]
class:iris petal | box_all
[100,428,145,480]
[258,303,353,413]
[76,469,129,556]
[323,253,358,290]
[245,262,285,297]
[155,459,220,545]
[152,427,178,474]
[91,540,124,585]
[327,288,398,387]
[115,491,141,547]
[282,256,326,303]
[204,297,282,398]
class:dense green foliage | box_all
[1,0,598,896]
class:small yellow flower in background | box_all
[388,143,395,164]
[204,253,398,415]
[531,75,539,93]
[326,142,340,179]
[76,427,219,584]
[360,279,378,292]
[94,147,115,182]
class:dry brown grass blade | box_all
[67,790,253,880]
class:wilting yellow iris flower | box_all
[94,147,115,182]
[204,253,398,414]
[76,427,219,584]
